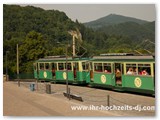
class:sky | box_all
[20,4,156,23]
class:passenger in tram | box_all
[116,68,121,76]
[115,68,121,78]
[127,68,133,75]
[134,68,138,75]
[141,69,149,75]
[104,69,111,73]
[115,68,122,84]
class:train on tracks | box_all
[33,53,155,95]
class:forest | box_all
[3,5,155,76]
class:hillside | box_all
[98,21,155,42]
[3,4,77,42]
[3,5,155,75]
[84,14,149,29]
[3,4,80,74]
[84,13,155,53]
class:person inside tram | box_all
[134,68,138,75]
[116,68,121,76]
[141,69,149,75]
[115,68,121,84]
[104,69,108,73]
[127,67,133,75]
[104,67,110,73]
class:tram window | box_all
[39,63,44,70]
[82,62,85,70]
[138,64,151,75]
[126,64,136,75]
[45,63,49,70]
[65,63,72,70]
[94,63,102,72]
[58,63,64,70]
[86,63,89,70]
[52,63,57,70]
[82,62,89,70]
[73,62,79,70]
[52,63,55,70]
[68,63,72,70]
[103,63,111,73]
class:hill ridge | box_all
[84,14,149,29]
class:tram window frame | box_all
[82,62,89,71]
[45,63,50,70]
[39,63,44,70]
[58,63,64,70]
[126,63,137,75]
[103,63,111,73]
[94,63,103,72]
[64,62,72,71]
[73,62,79,71]
[138,64,151,76]
[52,63,57,71]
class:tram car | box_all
[89,53,155,95]
[33,56,90,84]
[33,53,155,95]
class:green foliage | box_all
[19,31,48,72]
[3,5,155,75]
[98,22,155,43]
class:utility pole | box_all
[17,44,20,87]
[57,41,70,99]
[66,44,69,99]
[17,44,19,76]
[6,51,8,81]
[72,35,76,57]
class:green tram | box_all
[33,54,155,95]
[33,56,90,84]
[90,54,155,95]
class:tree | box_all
[19,31,48,72]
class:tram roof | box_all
[92,55,154,61]
[36,56,90,62]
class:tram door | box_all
[73,62,79,80]
[114,63,122,86]
[52,63,56,79]
[82,62,91,83]
[90,62,93,81]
